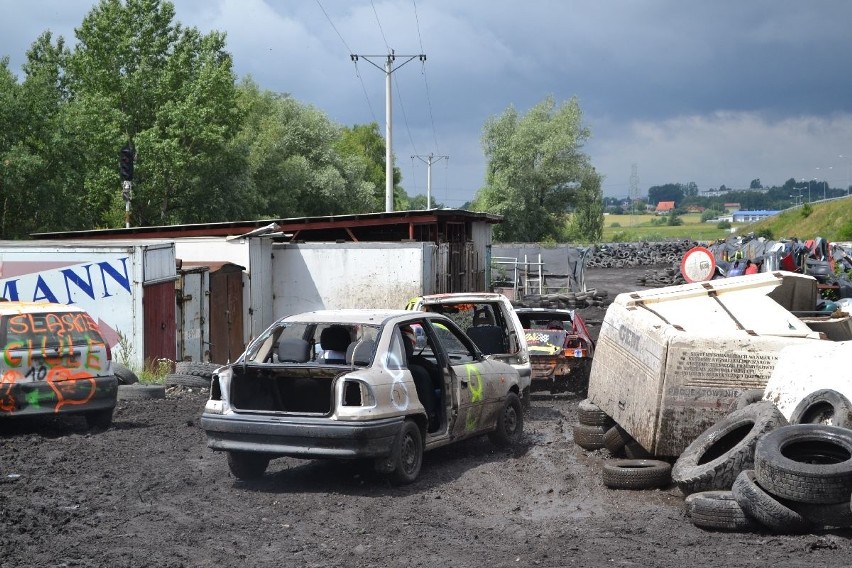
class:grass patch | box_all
[602,213,741,242]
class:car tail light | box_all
[342,379,375,407]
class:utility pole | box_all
[351,51,426,212]
[411,153,448,209]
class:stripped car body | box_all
[405,293,531,404]
[0,302,117,428]
[201,309,524,483]
[515,308,595,393]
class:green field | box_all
[600,198,852,243]
[601,213,742,243]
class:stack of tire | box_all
[573,399,671,490]
[163,361,221,389]
[672,397,852,533]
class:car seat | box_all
[278,338,310,363]
[320,325,351,364]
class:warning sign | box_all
[680,246,716,283]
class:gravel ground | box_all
[1,266,851,568]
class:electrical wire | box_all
[316,0,377,124]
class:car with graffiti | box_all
[201,309,523,484]
[405,293,531,405]
[514,307,595,394]
[0,302,118,428]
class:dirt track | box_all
[2,267,851,568]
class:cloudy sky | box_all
[3,0,852,206]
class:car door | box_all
[425,318,495,439]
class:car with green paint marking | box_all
[0,301,117,429]
[201,309,523,484]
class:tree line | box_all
[0,0,601,244]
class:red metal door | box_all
[143,280,177,365]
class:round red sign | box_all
[680,246,716,283]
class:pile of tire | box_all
[163,361,222,389]
[673,399,852,533]
[572,399,671,490]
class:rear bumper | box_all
[0,375,118,417]
[529,357,590,391]
[201,412,406,459]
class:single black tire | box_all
[789,389,852,429]
[84,407,114,429]
[602,459,672,490]
[688,490,759,531]
[521,387,531,411]
[671,401,787,495]
[754,424,852,504]
[227,451,270,480]
[578,399,613,427]
[573,423,607,450]
[164,373,211,389]
[175,361,222,378]
[733,389,765,411]
[603,424,632,455]
[113,362,139,385]
[391,420,423,485]
[489,392,524,447]
[731,470,814,534]
[117,384,166,400]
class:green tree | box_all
[648,184,685,206]
[473,95,596,242]
[235,80,380,217]
[64,0,245,226]
[335,122,402,212]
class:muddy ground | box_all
[2,267,851,568]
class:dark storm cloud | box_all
[3,0,852,201]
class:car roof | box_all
[415,293,507,303]
[284,309,435,326]
[0,301,87,315]
[514,308,575,316]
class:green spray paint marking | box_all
[465,364,484,431]
[465,364,484,402]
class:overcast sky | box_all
[3,0,852,206]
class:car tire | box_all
[603,424,632,455]
[671,401,787,495]
[84,407,114,430]
[602,459,672,490]
[731,470,814,534]
[789,389,852,429]
[578,399,613,427]
[688,490,759,532]
[754,424,852,504]
[733,389,764,411]
[489,392,524,448]
[113,362,139,385]
[227,451,270,480]
[175,361,221,378]
[117,384,166,401]
[164,373,211,389]
[572,424,607,450]
[391,420,423,485]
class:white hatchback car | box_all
[201,309,524,484]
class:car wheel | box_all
[85,407,114,430]
[391,420,423,485]
[113,362,139,385]
[227,451,270,480]
[489,392,524,448]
